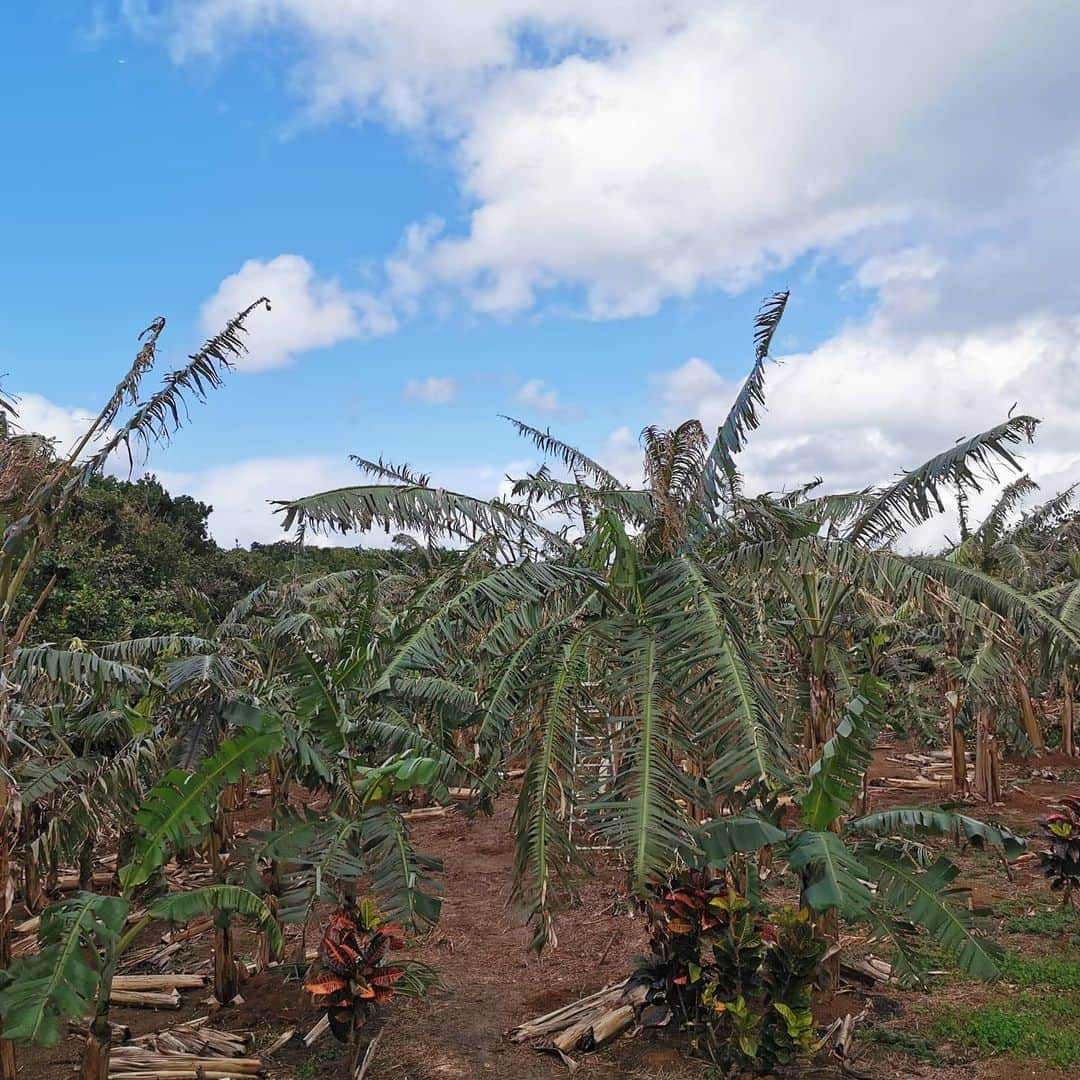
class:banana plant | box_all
[252,752,445,946]
[273,290,1065,956]
[0,302,269,1080]
[0,724,281,1080]
[703,677,1026,986]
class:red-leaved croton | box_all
[304,900,407,1041]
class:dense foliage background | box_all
[19,475,378,642]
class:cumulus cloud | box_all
[126,1,692,124]
[427,3,1080,318]
[133,3,1080,320]
[404,376,457,404]
[9,393,98,456]
[124,1,1080,536]
[157,455,363,547]
[514,379,567,418]
[200,254,396,371]
[656,312,1080,548]
[598,425,644,486]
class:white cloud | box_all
[124,0,1080,544]
[656,312,1080,549]
[133,3,1080,319]
[514,378,566,417]
[157,455,363,546]
[404,376,457,404]
[427,3,1080,318]
[658,358,726,406]
[9,393,98,457]
[127,1,693,125]
[200,254,396,371]
[598,425,643,486]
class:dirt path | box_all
[366,795,700,1079]
[15,788,700,1080]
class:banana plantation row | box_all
[0,294,1077,1077]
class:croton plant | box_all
[1038,795,1080,906]
[304,900,407,1042]
[635,871,826,1073]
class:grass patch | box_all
[1003,909,1079,938]
[297,1047,341,1078]
[919,935,1080,1068]
[998,951,1080,989]
[992,897,1080,939]
[932,991,1080,1069]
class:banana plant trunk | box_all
[948,693,967,795]
[820,909,841,990]
[807,634,835,760]
[219,782,240,845]
[22,813,45,913]
[973,709,1000,803]
[1017,678,1044,754]
[81,1020,112,1080]
[81,960,117,1080]
[808,674,835,754]
[1063,672,1075,758]
[942,621,967,795]
[209,802,240,1001]
[213,912,240,1004]
[79,835,95,891]
[973,709,987,799]
[268,752,286,806]
[807,641,842,987]
[0,921,14,1080]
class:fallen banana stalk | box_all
[509,979,632,1042]
[132,1025,249,1057]
[68,1020,130,1043]
[106,1069,259,1079]
[109,988,182,1009]
[552,1001,639,1053]
[119,942,183,973]
[12,936,38,958]
[841,956,894,986]
[354,1029,383,1080]
[261,1028,296,1058]
[112,975,207,991]
[17,906,146,938]
[401,805,453,821]
[303,1014,330,1047]
[511,979,650,1054]
[165,916,214,943]
[108,1047,261,1076]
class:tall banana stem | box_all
[1062,672,1075,758]
[1016,678,1044,754]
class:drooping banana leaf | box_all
[120,726,282,890]
[0,892,129,1047]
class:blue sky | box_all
[3,3,1079,546]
